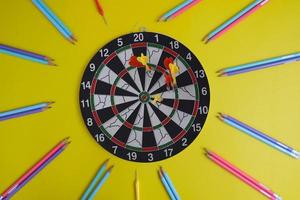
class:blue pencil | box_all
[32,0,76,44]
[35,0,73,37]
[0,48,55,65]
[81,160,109,200]
[158,169,176,200]
[219,53,300,75]
[220,55,300,76]
[0,102,53,118]
[160,167,180,200]
[218,113,300,158]
[87,166,113,200]
[0,44,52,61]
[158,0,193,21]
[205,0,264,42]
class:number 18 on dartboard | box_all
[79,32,210,162]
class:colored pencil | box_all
[0,44,55,65]
[204,0,269,43]
[0,44,53,61]
[205,149,281,200]
[32,0,76,44]
[87,166,113,200]
[218,53,300,76]
[0,107,48,121]
[166,0,202,21]
[81,159,109,200]
[218,113,300,159]
[159,0,199,22]
[0,102,53,121]
[0,138,70,200]
[95,0,107,24]
[5,144,69,200]
[158,169,176,200]
[135,170,140,200]
[159,167,180,200]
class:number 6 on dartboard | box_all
[79,32,210,162]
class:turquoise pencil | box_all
[158,0,193,21]
[87,166,113,200]
[158,169,176,200]
[81,159,109,200]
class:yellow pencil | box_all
[135,170,140,200]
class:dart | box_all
[80,32,210,162]
[137,53,151,71]
[151,94,162,104]
[164,57,180,87]
[95,0,108,24]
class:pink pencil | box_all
[205,0,269,43]
[205,149,281,200]
[166,0,202,21]
[0,138,69,198]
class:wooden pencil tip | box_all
[107,165,114,172]
[47,101,55,106]
[63,137,71,143]
[204,148,211,155]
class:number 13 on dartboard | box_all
[79,32,210,162]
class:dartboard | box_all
[79,32,210,162]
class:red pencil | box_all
[0,138,70,199]
[205,149,281,200]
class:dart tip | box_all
[102,16,108,25]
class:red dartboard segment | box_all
[79,32,210,162]
[193,100,200,117]
[92,110,102,126]
[103,51,117,65]
[173,130,187,143]
[143,146,159,152]
[163,46,178,57]
[131,42,147,48]
[188,68,197,84]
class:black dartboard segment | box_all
[79,32,210,162]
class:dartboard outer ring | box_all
[79,32,210,162]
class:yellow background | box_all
[1,0,300,199]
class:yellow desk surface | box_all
[1,0,300,199]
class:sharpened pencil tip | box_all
[107,165,114,172]
[63,137,71,143]
[203,148,210,154]
[48,101,55,105]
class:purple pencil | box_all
[0,107,50,121]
